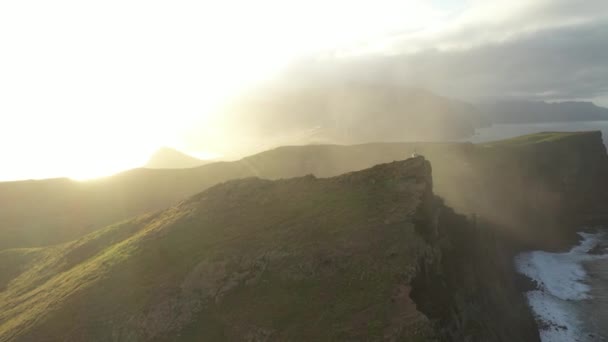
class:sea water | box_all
[515,232,608,342]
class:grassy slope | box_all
[0,143,465,250]
[1,131,605,251]
[0,249,43,292]
[0,158,437,341]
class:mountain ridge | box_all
[0,157,539,341]
[0,131,606,251]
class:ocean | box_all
[470,122,608,342]
[515,232,608,342]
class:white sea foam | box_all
[515,232,608,342]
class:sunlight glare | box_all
[0,0,451,181]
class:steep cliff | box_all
[0,157,539,341]
[460,131,608,249]
[410,203,540,341]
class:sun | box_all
[0,0,454,182]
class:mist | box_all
[3,1,608,340]
[2,0,608,180]
[176,0,608,160]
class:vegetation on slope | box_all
[1,131,606,251]
[0,142,468,250]
[0,158,440,341]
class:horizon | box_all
[1,0,608,181]
[2,125,607,183]
[2,99,608,182]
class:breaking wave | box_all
[515,232,608,342]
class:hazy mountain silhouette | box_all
[197,84,484,158]
[479,100,608,123]
[227,85,481,143]
[144,147,209,169]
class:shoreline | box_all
[514,229,608,342]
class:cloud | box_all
[177,1,608,157]
[1,0,607,179]
[365,0,608,54]
[399,21,608,101]
[306,0,608,104]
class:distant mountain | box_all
[144,147,209,169]
[478,100,608,123]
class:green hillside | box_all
[0,157,538,341]
[1,131,606,251]
[0,158,436,341]
[0,143,467,250]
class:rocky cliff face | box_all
[411,200,540,341]
[453,131,608,249]
[0,157,539,341]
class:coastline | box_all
[515,228,608,342]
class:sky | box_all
[1,0,607,180]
